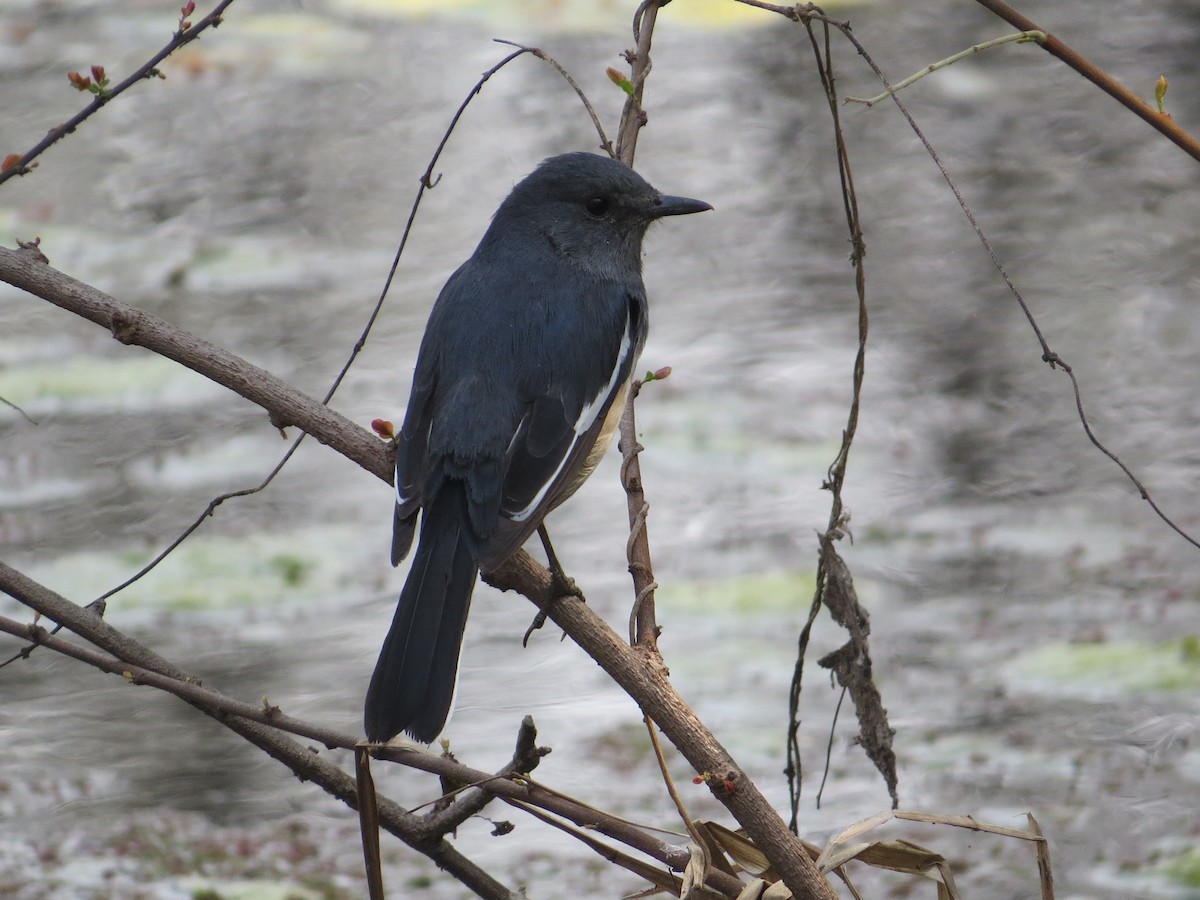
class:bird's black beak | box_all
[652,194,713,218]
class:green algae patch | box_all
[0,354,220,412]
[1006,638,1200,698]
[30,526,374,613]
[1166,848,1200,888]
[655,569,815,616]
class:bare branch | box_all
[0,570,730,895]
[0,574,519,899]
[494,40,613,157]
[0,244,391,485]
[0,0,241,186]
[845,31,1047,107]
[483,553,839,900]
[970,0,1200,162]
[813,10,1200,553]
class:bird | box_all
[364,151,711,743]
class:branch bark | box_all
[0,245,391,485]
[485,555,838,900]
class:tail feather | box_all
[365,483,478,743]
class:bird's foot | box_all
[522,567,585,647]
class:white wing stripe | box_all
[510,313,632,523]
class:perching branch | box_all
[483,554,839,900]
[0,572,748,897]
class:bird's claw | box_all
[522,570,585,647]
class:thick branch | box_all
[0,580,731,895]
[0,245,391,484]
[485,555,838,900]
[0,568,516,899]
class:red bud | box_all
[90,64,106,83]
[1,154,21,172]
[181,0,195,15]
[370,418,395,440]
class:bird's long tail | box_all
[364,482,478,743]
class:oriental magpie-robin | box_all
[365,152,710,742]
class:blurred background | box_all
[2,0,1199,896]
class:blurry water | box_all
[2,0,1199,897]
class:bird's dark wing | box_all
[479,288,646,570]
[392,388,429,565]
[392,340,439,565]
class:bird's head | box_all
[496,152,711,278]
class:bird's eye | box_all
[585,196,609,217]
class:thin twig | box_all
[970,0,1200,162]
[0,394,37,424]
[0,0,239,187]
[615,0,671,164]
[815,686,847,808]
[845,31,1046,106]
[830,13,1200,552]
[493,40,613,157]
[779,6,875,828]
[354,748,385,900]
[17,47,538,613]
[643,713,708,858]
